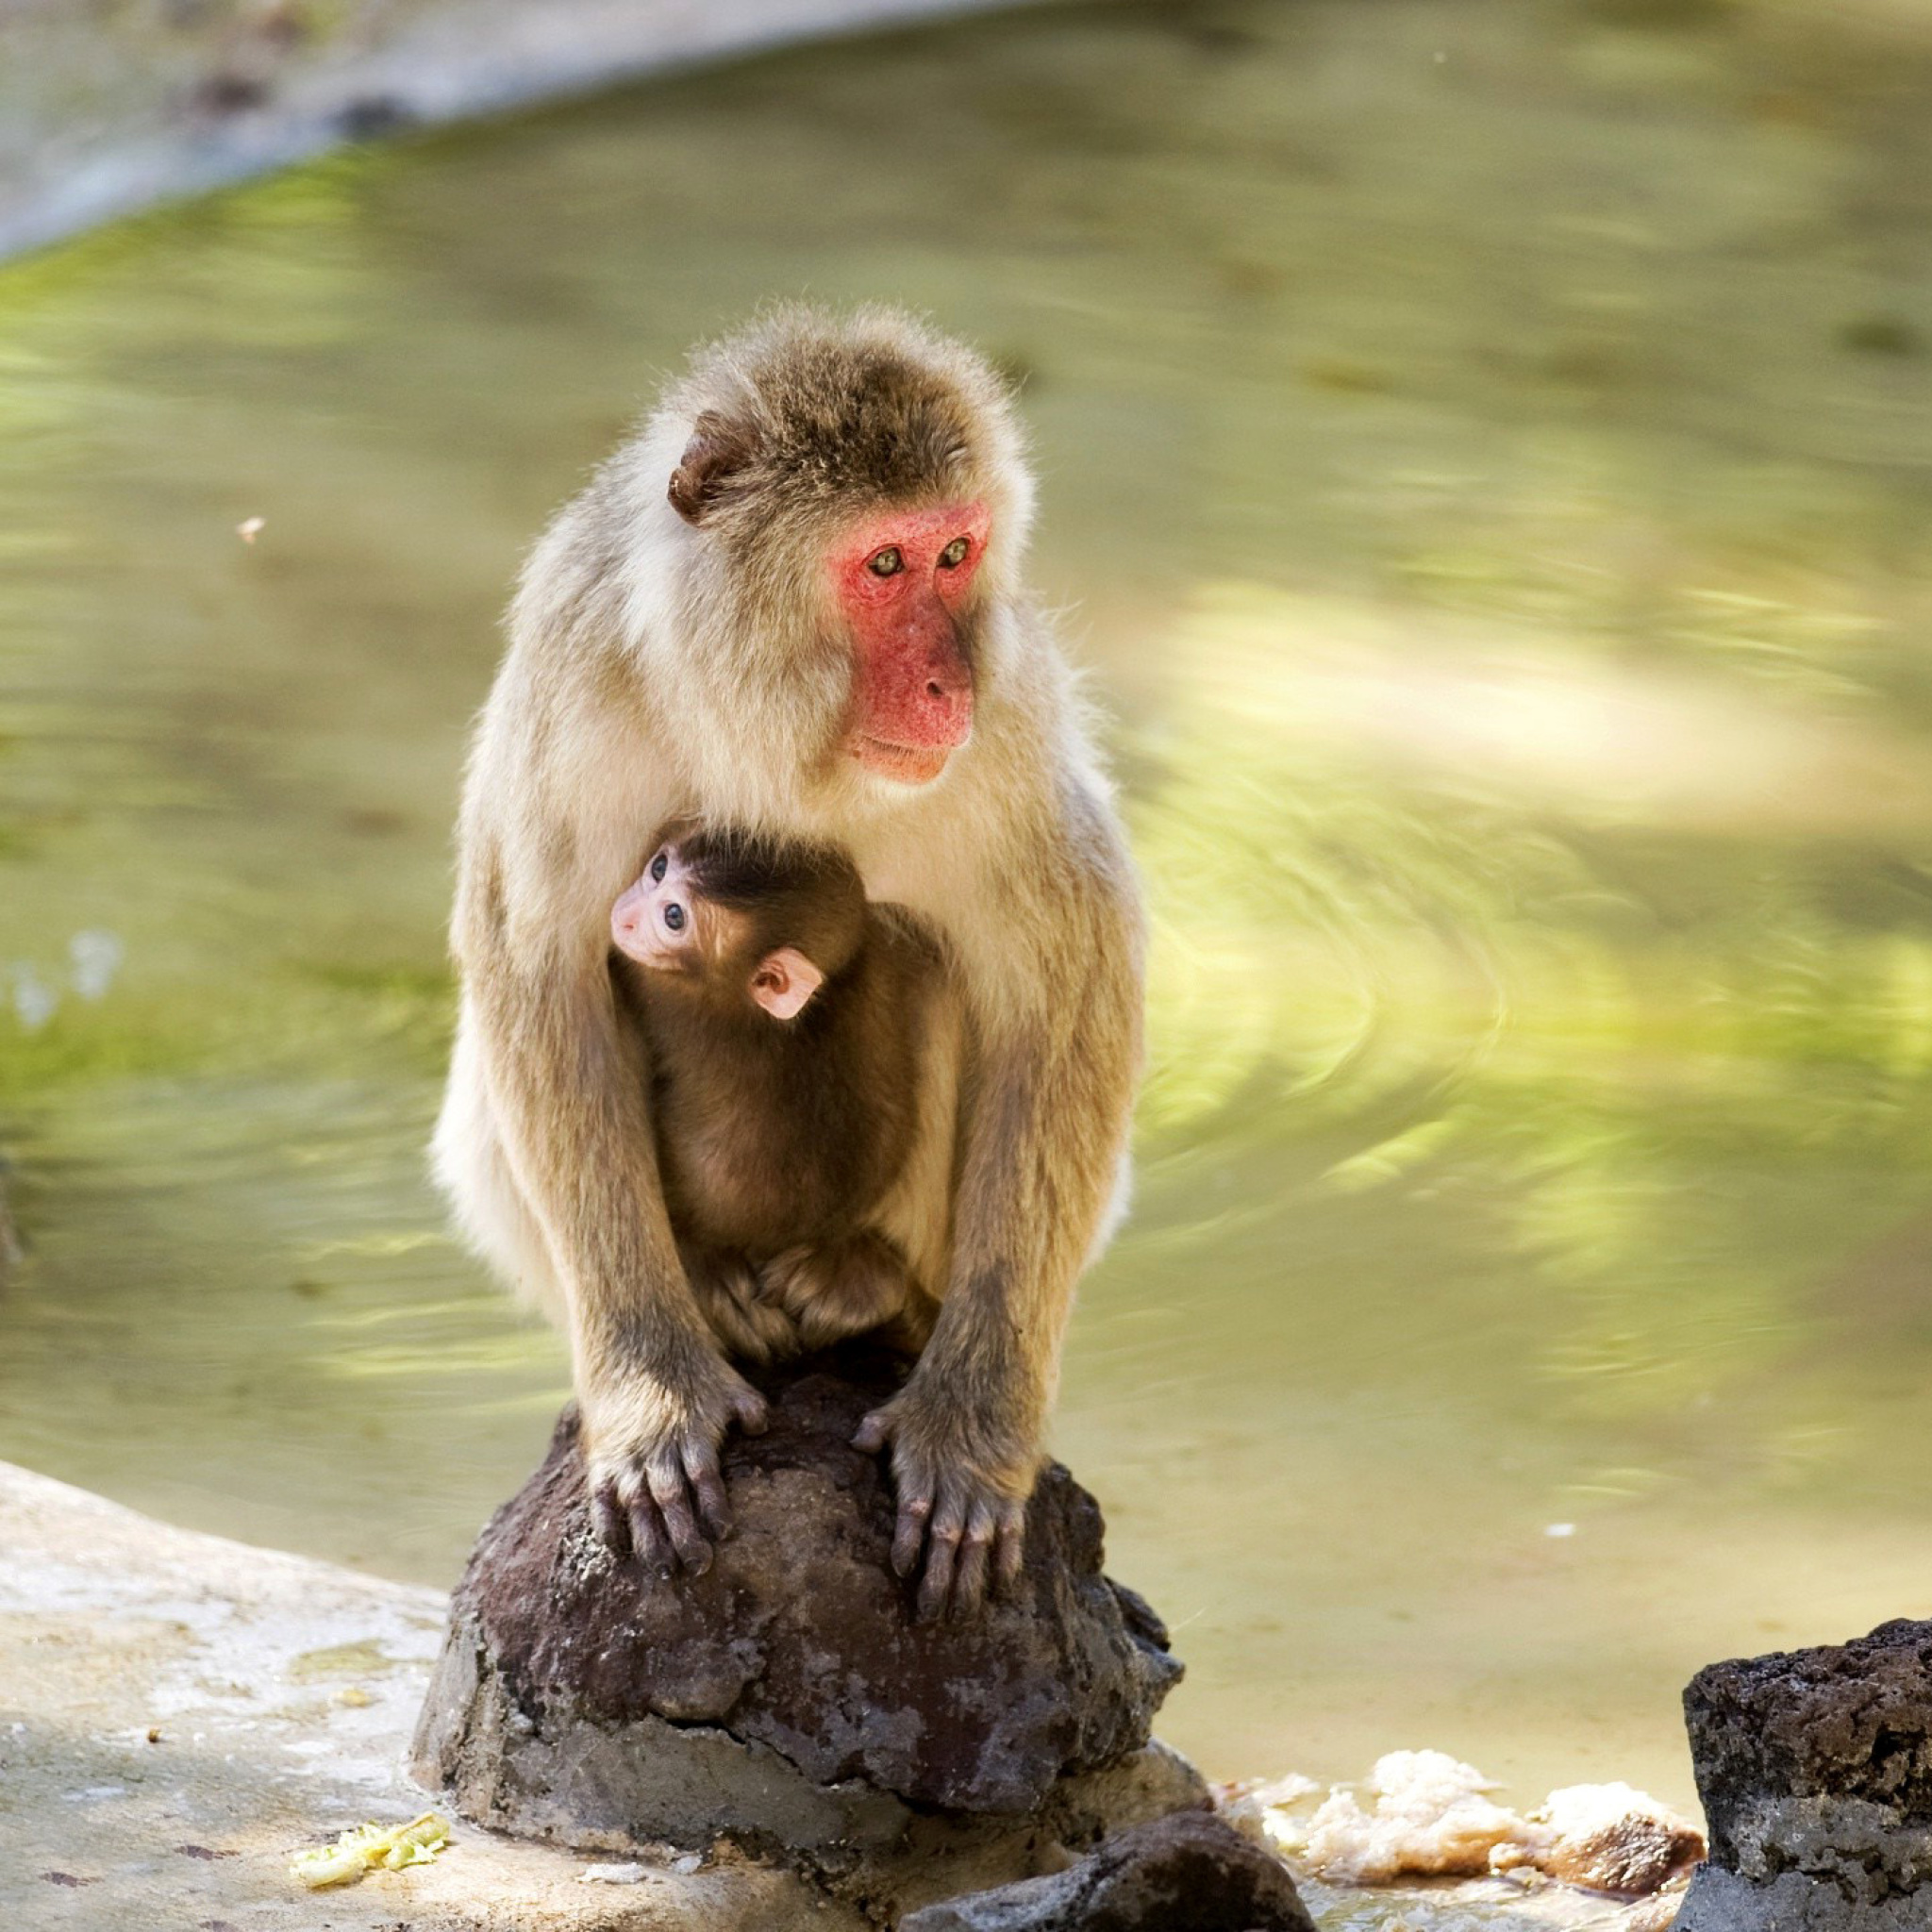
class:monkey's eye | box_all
[867,547,904,577]
[649,850,668,883]
[938,536,971,569]
[662,902,687,934]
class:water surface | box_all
[6,0,1932,1815]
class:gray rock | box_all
[900,1810,1316,1931]
[1677,1618,1932,1928]
[412,1348,1193,1876]
[1675,1866,1927,1930]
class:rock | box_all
[412,1346,1197,1897]
[1677,1618,1932,1928]
[899,1810,1317,1931]
[1514,1781,1705,1893]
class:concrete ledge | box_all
[0,0,1025,261]
[0,1458,854,1929]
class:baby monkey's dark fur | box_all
[614,827,946,1365]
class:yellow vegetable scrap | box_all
[289,1810,450,1889]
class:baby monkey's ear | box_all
[749,947,824,1021]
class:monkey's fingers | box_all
[853,1407,941,1584]
[915,1492,966,1624]
[946,1499,1001,1618]
[591,1479,633,1558]
[647,1462,713,1574]
[891,1488,934,1580]
[616,1483,675,1576]
[683,1440,733,1541]
[732,1386,772,1437]
[992,1498,1027,1591]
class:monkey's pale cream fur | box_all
[432,306,1142,1615]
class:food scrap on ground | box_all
[289,1809,450,1889]
[1223,1749,1703,1896]
[580,1862,647,1884]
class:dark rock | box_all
[411,1347,1195,1880]
[900,1810,1317,1932]
[1677,1618,1932,1928]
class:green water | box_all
[6,0,1932,1818]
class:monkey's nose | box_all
[611,895,653,958]
[915,655,974,743]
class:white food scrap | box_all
[237,516,265,543]
[289,1810,450,1889]
[1234,1750,1704,1896]
[580,1861,647,1884]
[1300,1750,1524,1883]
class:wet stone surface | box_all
[412,1348,1193,1874]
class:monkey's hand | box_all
[852,1388,1036,1621]
[585,1346,769,1578]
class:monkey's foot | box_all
[760,1234,914,1350]
[852,1393,1033,1623]
[585,1353,769,1578]
[688,1248,802,1364]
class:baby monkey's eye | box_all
[663,903,686,933]
[867,547,904,577]
[938,536,971,569]
[649,850,668,883]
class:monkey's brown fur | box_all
[434,305,1143,1617]
[617,827,947,1369]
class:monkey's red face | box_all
[828,501,990,787]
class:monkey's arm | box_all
[856,780,1143,1620]
[452,658,766,1575]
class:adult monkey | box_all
[434,307,1142,1620]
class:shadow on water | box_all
[4,0,1932,1808]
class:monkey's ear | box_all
[749,947,823,1021]
[668,409,758,525]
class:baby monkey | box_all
[610,825,948,1371]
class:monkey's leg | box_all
[855,847,1142,1621]
[760,1233,916,1350]
[431,1023,567,1321]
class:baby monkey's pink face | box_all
[611,842,824,1021]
